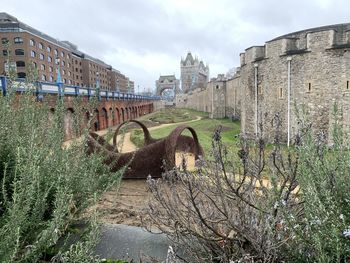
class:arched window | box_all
[16,61,25,67]
[31,50,36,57]
[41,64,45,71]
[15,49,24,56]
[29,39,35,46]
[62,60,65,67]
[48,56,52,63]
[1,38,8,44]
[32,62,37,68]
[14,37,23,44]
[54,49,58,56]
[49,66,53,72]
[61,51,64,57]
[17,72,26,78]
[39,53,44,60]
[38,42,44,49]
[41,74,46,81]
[47,46,51,52]
[49,75,54,82]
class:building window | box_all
[63,78,66,84]
[68,79,72,84]
[41,64,45,71]
[62,69,65,75]
[39,53,44,60]
[39,42,44,49]
[61,51,64,57]
[16,61,25,67]
[67,54,70,59]
[68,71,71,76]
[32,62,37,68]
[75,60,78,64]
[17,72,26,78]
[258,85,263,94]
[47,46,51,52]
[49,66,53,72]
[31,50,36,57]
[41,74,46,81]
[62,60,65,67]
[67,62,71,68]
[2,50,9,56]
[1,38,9,44]
[30,39,35,46]
[50,75,54,82]
[48,56,52,63]
[14,37,23,44]
[278,87,283,98]
[54,49,58,56]
[15,49,25,56]
[347,80,349,90]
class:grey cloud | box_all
[3,0,350,91]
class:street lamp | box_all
[55,56,63,97]
[96,72,100,100]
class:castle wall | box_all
[239,25,350,142]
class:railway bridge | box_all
[0,76,161,140]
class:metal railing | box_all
[0,76,161,101]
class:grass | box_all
[130,108,240,154]
[137,107,208,124]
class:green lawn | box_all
[137,107,208,124]
[131,113,240,154]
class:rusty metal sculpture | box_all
[86,120,204,179]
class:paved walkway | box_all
[95,224,169,261]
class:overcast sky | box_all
[3,0,350,92]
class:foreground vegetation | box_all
[143,108,350,262]
[0,87,122,262]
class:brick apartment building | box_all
[0,12,134,93]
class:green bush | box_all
[0,88,122,262]
[143,107,350,262]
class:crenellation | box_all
[306,30,335,51]
[240,53,246,66]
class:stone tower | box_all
[180,52,209,93]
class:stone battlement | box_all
[241,23,350,65]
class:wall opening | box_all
[347,80,349,90]
[278,87,283,98]
[307,83,312,92]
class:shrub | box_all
[143,110,350,262]
[0,87,122,262]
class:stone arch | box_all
[115,108,120,125]
[94,109,100,131]
[121,108,125,122]
[125,108,129,120]
[101,107,108,130]
[130,107,133,119]
[85,110,91,130]
[109,107,114,127]
[64,108,75,140]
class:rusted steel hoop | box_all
[112,120,158,151]
[164,125,203,170]
[87,123,204,179]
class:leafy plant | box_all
[0,82,122,262]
